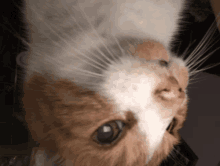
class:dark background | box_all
[0,0,219,165]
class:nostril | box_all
[155,77,184,101]
[159,60,168,67]
[156,87,183,101]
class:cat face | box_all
[23,0,189,165]
[24,41,189,166]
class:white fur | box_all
[24,0,188,164]
[25,0,185,80]
[99,56,181,162]
[106,0,184,47]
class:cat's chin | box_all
[147,99,187,165]
[145,132,180,166]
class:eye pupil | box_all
[93,121,124,145]
[159,60,168,67]
[97,124,114,142]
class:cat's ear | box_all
[129,40,170,62]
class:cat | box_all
[17,0,217,165]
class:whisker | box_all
[1,18,30,49]
[185,20,217,65]
[180,31,196,59]
[188,77,206,85]
[188,74,207,82]
[190,62,220,77]
[166,150,184,166]
[74,4,118,63]
[113,36,125,55]
[187,40,216,69]
[4,0,31,47]
[122,39,134,57]
[27,4,115,72]
[185,30,211,65]
[31,7,111,70]
[63,68,104,77]
[111,35,126,64]
[32,51,104,78]
[58,2,119,66]
[188,46,220,71]
[180,39,196,60]
[169,151,177,160]
[8,4,124,76]
[171,148,189,166]
[70,80,103,87]
[6,1,129,73]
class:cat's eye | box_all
[159,60,169,67]
[92,120,125,145]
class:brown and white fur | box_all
[20,0,217,165]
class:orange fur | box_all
[129,40,169,62]
[24,74,148,166]
[130,40,188,89]
[24,41,188,166]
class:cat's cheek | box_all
[146,123,180,166]
[147,131,179,166]
[147,98,188,165]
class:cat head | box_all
[23,40,189,166]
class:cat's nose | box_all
[155,76,185,101]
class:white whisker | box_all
[176,41,182,58]
[5,0,31,48]
[180,31,196,59]
[180,39,196,60]
[188,77,206,85]
[65,67,104,77]
[1,19,30,48]
[171,148,189,166]
[189,74,207,82]
[185,21,217,65]
[190,62,220,77]
[5,1,128,74]
[187,40,215,68]
[58,2,119,66]
[32,51,104,78]
[70,80,103,87]
[113,36,124,54]
[188,70,210,85]
[111,36,126,64]
[188,46,220,71]
[74,5,118,63]
[29,5,112,70]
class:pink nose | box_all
[155,76,185,101]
